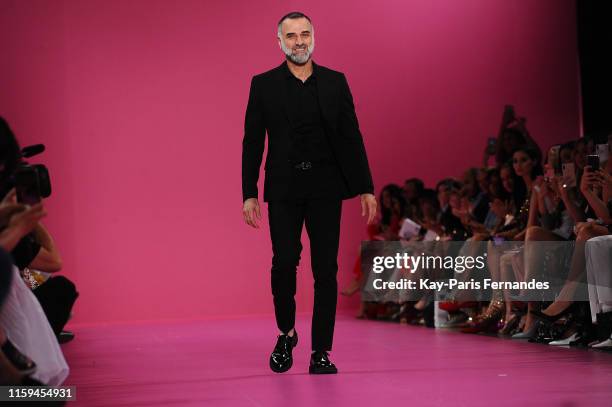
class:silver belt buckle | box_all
[295,161,312,170]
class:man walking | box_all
[241,11,376,374]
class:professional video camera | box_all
[12,144,52,205]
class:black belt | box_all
[292,159,335,170]
[294,161,313,170]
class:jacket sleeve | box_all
[241,76,266,202]
[337,73,374,195]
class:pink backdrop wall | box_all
[0,0,580,324]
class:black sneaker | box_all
[269,330,298,373]
[309,351,338,374]
[1,339,37,375]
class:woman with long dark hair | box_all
[462,147,542,335]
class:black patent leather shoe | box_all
[309,351,338,374]
[530,303,576,324]
[269,330,298,373]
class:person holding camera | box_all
[0,117,78,341]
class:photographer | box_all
[0,117,77,340]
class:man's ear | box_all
[277,38,282,49]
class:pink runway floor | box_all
[63,313,612,407]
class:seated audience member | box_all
[350,109,611,354]
[444,187,513,320]
[462,147,542,335]
[398,189,442,324]
[496,159,581,336]
[448,187,471,241]
[414,189,441,241]
[0,117,78,341]
[435,179,466,240]
[530,162,612,325]
[342,184,406,318]
[455,168,499,237]
[357,183,407,243]
[460,168,490,227]
[0,199,67,385]
[402,178,424,220]
[586,234,612,349]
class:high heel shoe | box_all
[498,313,521,336]
[398,302,420,325]
[511,322,539,339]
[591,337,612,349]
[377,302,400,321]
[548,332,580,346]
[530,303,576,323]
[461,300,504,334]
[589,312,612,348]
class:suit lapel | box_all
[313,61,333,124]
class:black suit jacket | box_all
[242,60,374,202]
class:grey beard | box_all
[281,43,314,65]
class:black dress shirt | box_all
[283,63,334,163]
[242,60,374,202]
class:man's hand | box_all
[242,198,261,228]
[360,193,377,225]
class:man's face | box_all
[278,17,314,65]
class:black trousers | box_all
[33,276,79,337]
[268,187,342,351]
